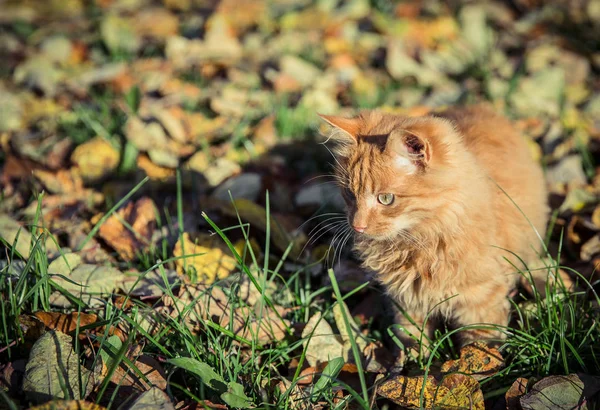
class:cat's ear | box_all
[386,130,432,171]
[318,114,360,143]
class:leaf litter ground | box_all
[1,0,600,409]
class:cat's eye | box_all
[377,193,394,205]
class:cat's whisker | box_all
[328,224,352,268]
[304,174,343,184]
[337,229,353,267]
[325,225,349,267]
[321,144,348,175]
[297,212,345,232]
[306,217,347,238]
[301,219,347,256]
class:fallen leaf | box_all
[0,213,33,258]
[276,378,309,410]
[163,283,289,344]
[506,377,529,410]
[279,55,321,88]
[51,264,127,307]
[220,305,290,344]
[101,14,141,53]
[33,311,126,341]
[510,67,565,117]
[32,168,84,194]
[520,374,600,410]
[0,89,23,131]
[33,311,97,337]
[130,387,175,410]
[23,330,94,404]
[98,197,157,261]
[187,155,241,186]
[301,312,344,367]
[48,252,83,275]
[29,401,107,410]
[173,233,237,284]
[111,352,168,391]
[137,154,176,181]
[440,341,504,380]
[332,299,368,360]
[71,137,120,183]
[165,15,242,69]
[378,373,484,409]
[559,188,597,214]
[14,56,64,96]
[133,8,179,40]
[0,360,26,396]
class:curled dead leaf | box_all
[378,373,484,409]
[98,197,157,261]
[506,377,529,410]
[440,341,504,380]
[32,311,125,341]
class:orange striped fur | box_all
[322,105,549,352]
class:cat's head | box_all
[320,111,463,241]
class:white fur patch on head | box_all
[365,196,377,209]
[392,215,415,234]
[394,155,416,174]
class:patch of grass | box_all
[2,181,600,409]
[274,102,316,140]
[59,88,126,145]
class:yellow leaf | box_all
[440,341,504,380]
[70,137,120,182]
[29,401,107,410]
[173,233,237,284]
[378,373,484,409]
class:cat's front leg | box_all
[452,291,510,346]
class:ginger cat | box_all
[320,105,549,355]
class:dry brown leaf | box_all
[277,378,309,410]
[440,341,504,380]
[216,0,266,34]
[175,400,228,410]
[133,8,179,40]
[32,311,126,341]
[98,197,157,261]
[163,283,289,344]
[110,350,168,391]
[506,377,529,410]
[137,154,176,180]
[33,311,96,336]
[363,341,394,373]
[0,360,26,395]
[220,306,290,344]
[378,373,484,409]
[163,283,231,330]
[33,168,84,194]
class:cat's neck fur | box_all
[353,144,497,312]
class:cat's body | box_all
[321,105,548,351]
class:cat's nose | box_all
[353,225,367,233]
